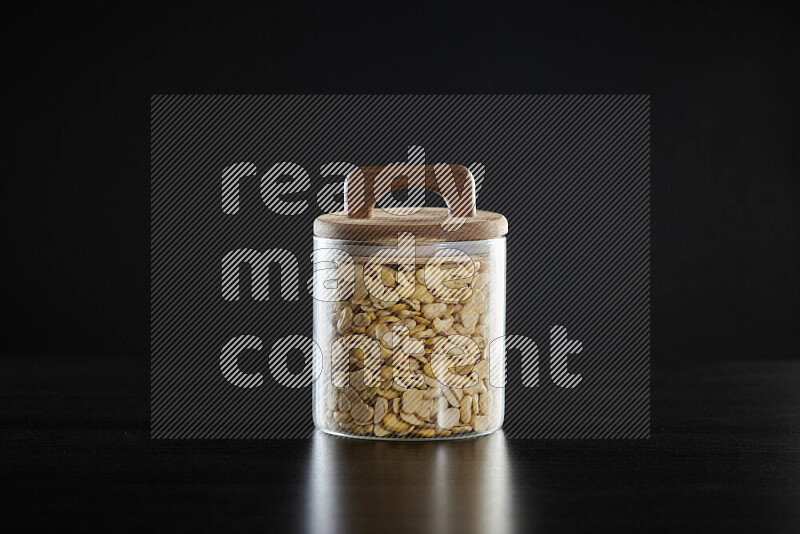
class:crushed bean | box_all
[319,256,500,438]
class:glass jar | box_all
[312,165,508,440]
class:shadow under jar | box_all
[312,165,508,440]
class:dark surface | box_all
[2,356,798,532]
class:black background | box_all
[2,1,797,362]
[2,2,799,532]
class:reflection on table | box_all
[306,430,522,534]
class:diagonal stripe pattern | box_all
[151,95,649,439]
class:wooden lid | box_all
[315,207,508,242]
[314,164,508,242]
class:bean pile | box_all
[318,256,500,439]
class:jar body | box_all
[312,237,506,440]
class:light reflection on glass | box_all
[306,431,516,534]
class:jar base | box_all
[315,425,501,442]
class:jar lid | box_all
[314,165,508,242]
